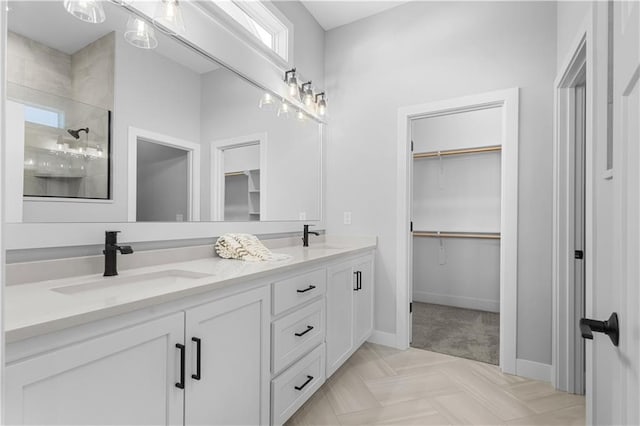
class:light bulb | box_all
[153,0,186,36]
[303,91,314,106]
[63,0,106,24]
[96,145,104,157]
[277,101,290,118]
[288,80,298,96]
[317,98,327,116]
[296,110,306,122]
[259,92,275,111]
[125,16,158,49]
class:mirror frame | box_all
[2,1,326,250]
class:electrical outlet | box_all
[344,211,352,225]
[299,212,306,220]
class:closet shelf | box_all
[413,231,501,240]
[413,145,501,159]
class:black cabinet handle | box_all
[353,271,362,291]
[191,337,201,380]
[297,285,316,293]
[175,343,185,389]
[294,325,314,337]
[580,312,619,346]
[294,375,314,391]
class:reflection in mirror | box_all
[5,1,322,223]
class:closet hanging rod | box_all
[225,171,245,177]
[413,145,501,159]
[413,231,501,240]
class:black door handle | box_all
[297,285,316,293]
[353,271,359,291]
[191,337,201,380]
[357,271,362,290]
[294,325,314,337]
[294,375,314,391]
[580,312,619,346]
[176,343,185,389]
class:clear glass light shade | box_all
[296,110,306,122]
[153,0,186,36]
[125,16,158,50]
[259,92,275,111]
[287,77,298,96]
[302,89,314,106]
[277,101,290,118]
[317,99,327,116]
[63,0,106,24]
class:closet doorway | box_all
[396,89,519,374]
[411,107,502,365]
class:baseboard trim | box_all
[413,291,500,313]
[367,330,398,348]
[516,358,551,382]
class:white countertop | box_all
[5,236,376,343]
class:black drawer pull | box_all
[297,285,316,293]
[294,325,314,337]
[294,375,314,391]
[175,343,185,389]
[191,337,201,380]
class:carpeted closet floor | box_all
[411,302,500,365]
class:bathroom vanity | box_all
[4,237,375,425]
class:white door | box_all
[353,257,374,346]
[326,262,355,377]
[589,2,639,424]
[184,287,270,426]
[5,313,185,425]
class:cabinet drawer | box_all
[272,300,324,374]
[271,344,325,426]
[272,269,326,315]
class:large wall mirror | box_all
[5,0,322,224]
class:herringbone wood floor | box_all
[286,343,585,425]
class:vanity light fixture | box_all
[63,0,106,24]
[296,110,307,122]
[153,0,186,36]
[284,68,298,97]
[96,145,104,157]
[315,92,327,116]
[277,100,291,118]
[125,15,158,49]
[301,81,314,106]
[259,92,275,110]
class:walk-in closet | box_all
[411,106,502,365]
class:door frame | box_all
[209,133,267,221]
[552,9,599,395]
[396,88,519,375]
[127,127,201,222]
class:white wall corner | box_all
[367,330,399,349]
[516,358,552,383]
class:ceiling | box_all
[300,1,410,31]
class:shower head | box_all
[67,127,89,139]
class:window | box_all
[209,0,292,63]
[23,104,64,128]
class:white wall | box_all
[325,1,557,365]
[557,1,593,69]
[136,140,189,222]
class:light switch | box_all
[344,211,352,225]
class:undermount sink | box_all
[52,270,213,295]
[304,244,344,250]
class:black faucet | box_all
[103,231,134,276]
[302,224,320,247]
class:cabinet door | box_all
[326,262,355,377]
[184,286,270,426]
[5,313,185,425]
[353,256,374,346]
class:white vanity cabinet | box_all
[326,254,374,377]
[5,286,270,426]
[5,312,186,425]
[184,286,270,425]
